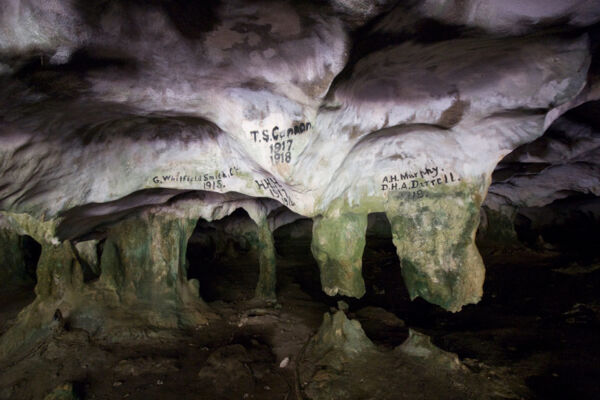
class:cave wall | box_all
[481,101,600,248]
[0,1,599,353]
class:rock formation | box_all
[0,0,599,358]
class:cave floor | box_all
[0,242,599,400]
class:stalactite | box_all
[385,182,485,312]
[311,213,368,298]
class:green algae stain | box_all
[385,180,486,311]
[311,212,367,298]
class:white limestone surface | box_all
[1,0,599,310]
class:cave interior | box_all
[0,1,599,399]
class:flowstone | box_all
[311,213,368,298]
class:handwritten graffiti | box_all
[152,167,240,190]
[381,166,460,192]
[249,122,312,165]
[270,140,292,164]
[394,190,425,200]
[250,122,311,143]
[255,177,296,207]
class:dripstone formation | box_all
[0,0,599,360]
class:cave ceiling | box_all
[1,0,599,311]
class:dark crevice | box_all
[21,235,41,285]
[72,0,222,39]
[186,209,259,302]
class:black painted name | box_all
[152,167,240,190]
[255,177,296,207]
[381,166,460,192]
[250,122,312,144]
[250,122,312,165]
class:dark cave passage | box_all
[186,209,260,303]
[272,217,324,302]
[20,235,41,286]
[0,234,40,338]
[516,194,600,263]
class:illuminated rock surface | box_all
[1,0,596,314]
[0,1,599,398]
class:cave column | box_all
[0,239,84,359]
[98,210,207,325]
[253,218,277,300]
[0,216,84,358]
[311,212,367,298]
[241,203,278,301]
[35,241,83,301]
[0,214,82,300]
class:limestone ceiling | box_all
[0,0,598,236]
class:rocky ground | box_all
[0,236,599,400]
